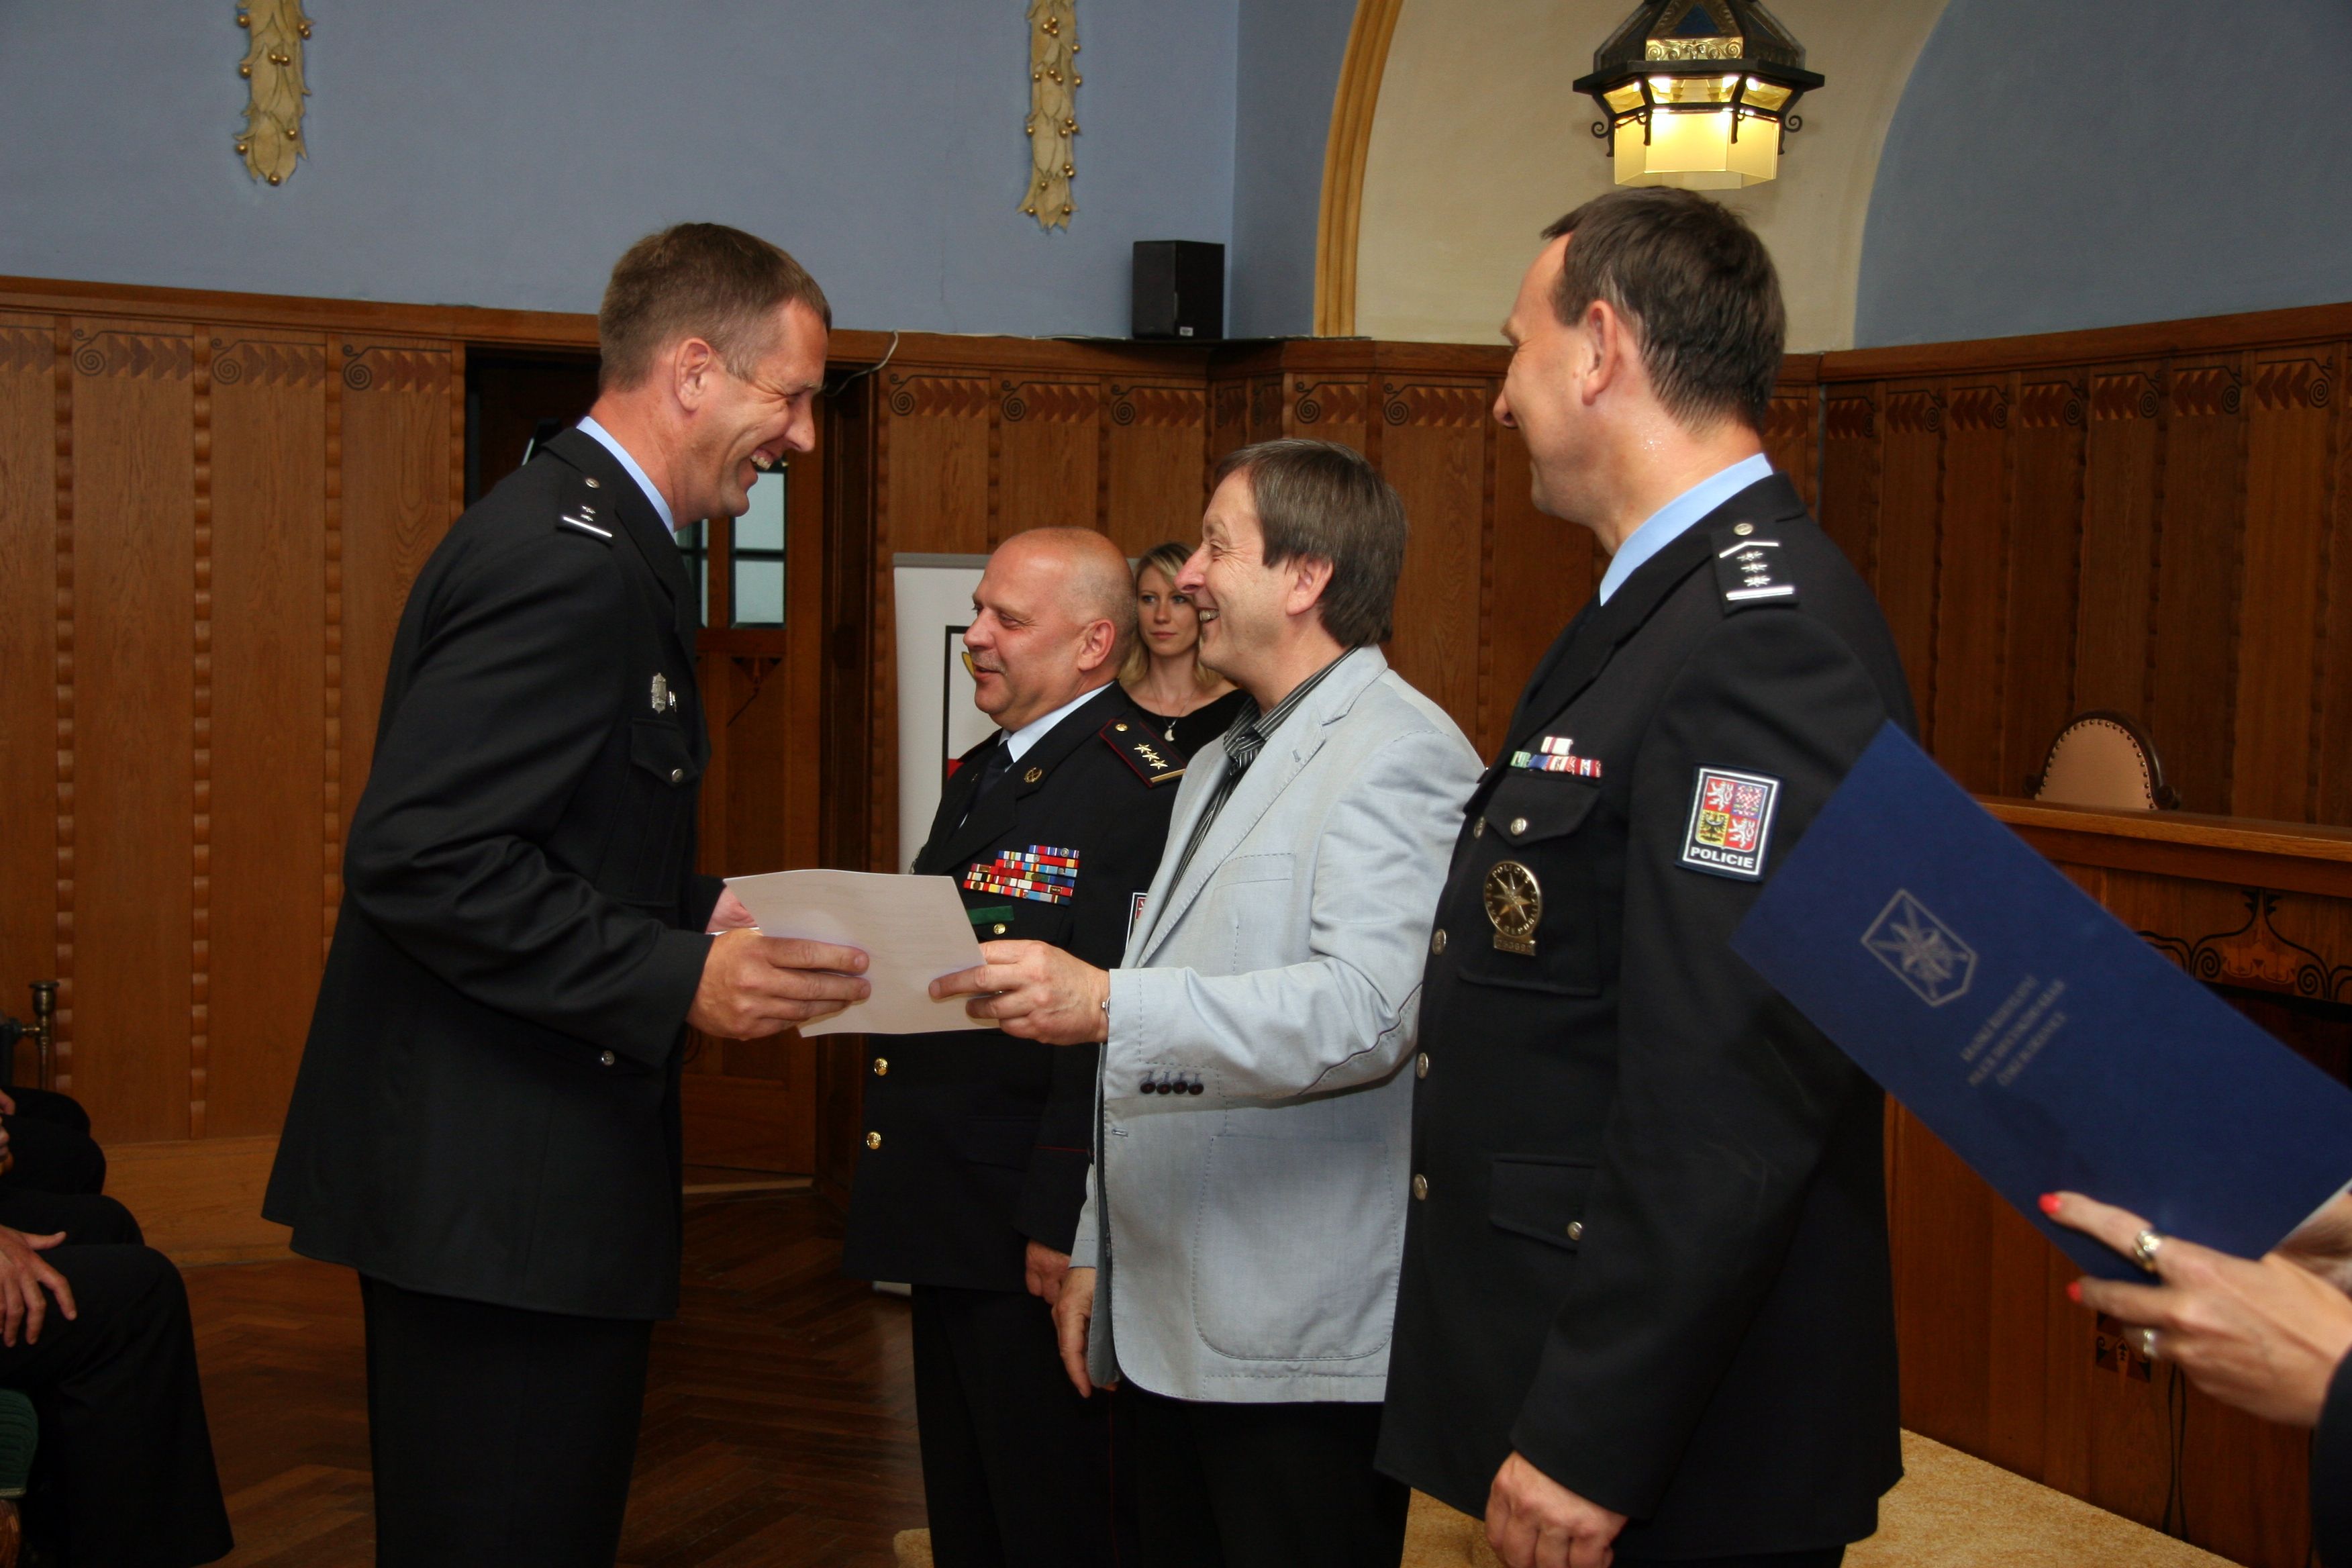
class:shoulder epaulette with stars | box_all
[553,473,616,545]
[1710,520,1798,611]
[1101,717,1186,786]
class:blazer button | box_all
[1412,1174,1429,1201]
[992,923,1008,936]
[1566,1220,1585,1242]
[865,1131,883,1150]
[1430,928,1447,955]
[670,767,685,783]
[872,1058,889,1077]
[598,1050,616,1067]
[1510,816,1528,835]
[1473,818,1485,838]
[1416,1052,1430,1079]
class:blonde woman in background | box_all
[1120,540,1248,756]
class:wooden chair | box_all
[2030,711,2178,812]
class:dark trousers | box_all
[6,1244,232,1567]
[0,1189,141,1245]
[1,1086,105,1195]
[1125,1385,1408,1568]
[911,1283,1133,1567]
[360,1275,653,1568]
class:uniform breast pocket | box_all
[614,718,703,905]
[1457,774,1609,997]
[1488,1156,1596,1251]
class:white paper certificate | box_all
[721,869,995,1037]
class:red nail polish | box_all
[2039,1193,2062,1215]
[2066,1280,2082,1304]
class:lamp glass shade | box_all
[1612,109,1779,189]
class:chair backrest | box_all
[2032,711,2177,812]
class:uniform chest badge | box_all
[1510,734,1602,778]
[650,673,677,712]
[964,845,1079,904]
[1679,767,1781,880]
[1483,861,1542,954]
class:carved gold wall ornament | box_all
[234,1,311,187]
[1020,0,1079,230]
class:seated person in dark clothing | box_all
[1119,539,1251,756]
[0,1224,232,1567]
[0,1111,134,1251]
[0,1086,105,1197]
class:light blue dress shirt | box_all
[575,415,677,533]
[1003,681,1113,761]
[1594,451,1775,604]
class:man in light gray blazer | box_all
[934,438,1481,1567]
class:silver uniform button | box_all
[669,767,684,783]
[1733,521,1753,536]
[1416,1052,1430,1079]
[1473,818,1485,838]
[1431,928,1447,955]
[1510,816,1529,835]
[1412,1174,1430,1201]
[584,477,601,488]
[598,1050,616,1067]
[1566,1220,1585,1242]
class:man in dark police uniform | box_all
[265,225,871,1568]
[1379,189,1916,1568]
[843,526,1184,1567]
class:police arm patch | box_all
[1678,767,1781,880]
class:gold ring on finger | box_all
[2130,1228,2165,1273]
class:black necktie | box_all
[959,735,1016,828]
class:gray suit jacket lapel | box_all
[1133,648,1387,961]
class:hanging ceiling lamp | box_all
[1575,0,1824,190]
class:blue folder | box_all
[1731,723,2352,1279]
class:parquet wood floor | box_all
[185,1193,925,1567]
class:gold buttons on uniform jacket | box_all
[1430,929,1447,955]
[1416,1052,1430,1079]
[1510,816,1528,835]
[1733,522,1754,536]
[669,768,684,783]
[584,477,601,488]
[1566,1221,1585,1242]
[992,923,1008,935]
[1412,1174,1429,1200]
[1473,818,1485,838]
[865,1132,882,1150]
[872,1059,889,1077]
[1024,766,1044,784]
[598,1050,616,1067]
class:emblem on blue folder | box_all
[1861,889,1977,1007]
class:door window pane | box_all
[731,470,787,628]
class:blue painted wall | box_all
[1856,0,2352,346]
[1228,0,1355,338]
[0,0,1265,338]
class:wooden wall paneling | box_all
[0,314,56,1078]
[2145,356,2249,814]
[1877,382,1948,746]
[1761,387,1819,510]
[2231,349,2339,821]
[1928,380,2016,792]
[1378,380,1489,740]
[1482,426,1594,756]
[203,332,328,1136]
[68,317,197,1140]
[2319,362,2352,826]
[993,377,1099,540]
[1285,373,1371,452]
[336,340,457,816]
[1887,1107,1995,1457]
[1103,382,1210,555]
[2073,365,2165,722]
[2001,379,2088,794]
[1818,388,1881,585]
[1979,1191,2054,1479]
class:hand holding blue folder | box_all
[1731,724,2352,1279]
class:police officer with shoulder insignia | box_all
[266,225,871,1568]
[1377,189,1916,1568]
[842,526,1185,1567]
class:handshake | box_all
[685,887,872,1040]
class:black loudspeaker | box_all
[1132,240,1225,341]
